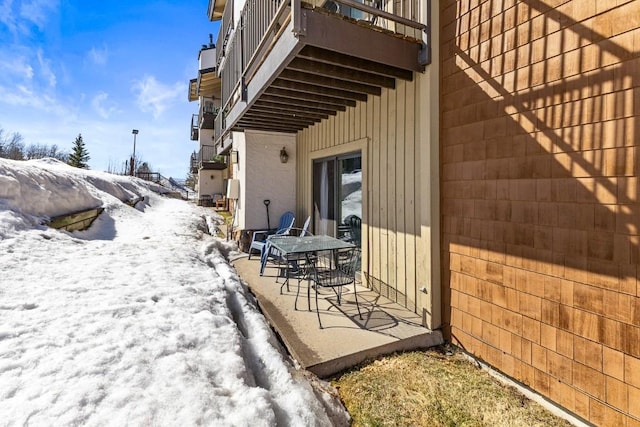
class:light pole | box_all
[130,129,139,176]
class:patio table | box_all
[267,235,355,309]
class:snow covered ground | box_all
[0,159,348,426]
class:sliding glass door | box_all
[313,152,362,243]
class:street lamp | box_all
[130,129,139,176]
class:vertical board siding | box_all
[296,73,429,317]
[441,0,640,424]
[372,95,382,292]
[396,80,407,305]
[405,79,418,312]
[380,89,390,298]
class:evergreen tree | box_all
[185,171,198,190]
[67,134,90,169]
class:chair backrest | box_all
[348,215,362,246]
[276,211,295,235]
[300,216,312,236]
[339,247,361,277]
[308,247,360,287]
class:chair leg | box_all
[285,258,291,292]
[294,264,311,311]
[307,276,311,311]
[315,284,323,329]
[259,247,270,276]
[353,283,362,320]
[259,246,269,276]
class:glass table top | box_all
[267,235,355,254]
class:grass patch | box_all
[333,348,572,427]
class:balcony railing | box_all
[191,105,220,140]
[214,110,224,145]
[190,152,198,173]
[135,172,161,183]
[190,145,228,173]
[190,114,199,141]
[216,0,234,69]
[220,0,286,112]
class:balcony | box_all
[189,44,221,102]
[211,0,429,140]
[190,104,221,141]
[200,101,219,129]
[190,145,228,173]
[188,69,221,103]
[190,114,199,141]
[189,41,223,142]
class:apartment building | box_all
[203,0,640,424]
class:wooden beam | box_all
[299,45,414,81]
[244,110,321,124]
[272,78,368,102]
[264,87,357,107]
[253,100,338,116]
[279,69,382,96]
[243,111,318,126]
[259,94,346,112]
[239,115,304,127]
[234,122,301,133]
[250,103,331,120]
[287,58,396,89]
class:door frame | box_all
[307,137,369,267]
[312,151,362,238]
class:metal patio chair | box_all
[259,216,312,276]
[305,247,362,328]
[248,211,295,261]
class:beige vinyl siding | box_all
[296,72,438,325]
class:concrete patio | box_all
[231,255,443,378]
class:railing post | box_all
[419,0,431,66]
[241,76,247,102]
[292,0,306,37]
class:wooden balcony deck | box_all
[219,1,428,138]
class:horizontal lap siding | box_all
[441,0,640,424]
[296,76,428,318]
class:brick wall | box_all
[440,0,640,424]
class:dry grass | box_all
[333,348,572,427]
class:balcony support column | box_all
[418,0,431,66]
[292,0,306,37]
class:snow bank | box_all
[0,159,348,426]
[0,158,162,220]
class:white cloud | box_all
[0,0,58,34]
[0,0,18,33]
[132,75,186,119]
[19,0,58,30]
[36,48,55,87]
[0,55,34,80]
[87,45,108,66]
[0,84,74,118]
[91,91,119,119]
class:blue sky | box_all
[0,0,220,179]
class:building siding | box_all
[238,130,297,230]
[441,0,640,424]
[296,70,440,327]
